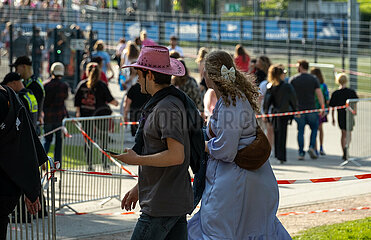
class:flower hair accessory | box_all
[221,65,236,82]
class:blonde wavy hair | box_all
[205,50,260,112]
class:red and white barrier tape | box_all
[72,120,137,178]
[44,167,371,185]
[120,122,139,125]
[335,68,371,78]
[56,168,138,178]
[39,126,71,139]
[56,211,136,216]
[255,105,346,119]
[278,206,371,216]
[277,173,371,184]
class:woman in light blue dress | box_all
[188,51,291,240]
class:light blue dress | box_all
[188,97,291,240]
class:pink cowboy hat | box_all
[122,45,185,76]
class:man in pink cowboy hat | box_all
[110,45,205,240]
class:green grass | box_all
[293,217,371,239]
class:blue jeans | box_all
[131,213,187,240]
[294,112,319,155]
[43,122,62,162]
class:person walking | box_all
[264,64,298,164]
[0,84,48,239]
[74,63,118,170]
[43,62,69,164]
[329,73,358,160]
[289,60,325,160]
[310,67,330,155]
[256,56,274,147]
[91,40,113,77]
[234,44,250,73]
[13,56,45,134]
[187,50,291,239]
[112,46,204,240]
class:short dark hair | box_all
[298,59,309,70]
[137,68,171,85]
[170,35,178,41]
[91,56,103,65]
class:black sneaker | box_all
[298,153,305,160]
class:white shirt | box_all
[167,45,184,57]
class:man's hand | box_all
[121,184,138,211]
[25,197,41,215]
[111,149,139,165]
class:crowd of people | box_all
[0,27,360,239]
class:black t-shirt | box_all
[0,88,9,123]
[329,88,358,119]
[289,73,320,110]
[74,80,114,117]
[127,83,151,111]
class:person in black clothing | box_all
[74,64,118,170]
[31,28,45,77]
[0,85,48,239]
[329,73,358,160]
[12,56,45,134]
[43,62,69,164]
[123,82,151,136]
[264,64,298,163]
[1,72,38,128]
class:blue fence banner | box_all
[211,20,241,41]
[1,18,347,44]
[165,21,207,41]
[242,20,253,40]
[265,19,303,40]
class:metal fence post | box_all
[240,17,243,45]
[9,22,13,72]
[341,20,345,71]
[51,169,57,240]
[287,19,291,77]
[197,16,200,53]
[218,16,221,49]
[314,18,317,63]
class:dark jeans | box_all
[43,122,63,162]
[274,116,290,161]
[131,214,187,240]
[294,112,319,155]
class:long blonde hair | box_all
[86,63,100,89]
[205,50,259,112]
[195,47,208,64]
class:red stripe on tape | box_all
[310,177,341,183]
[277,180,296,184]
[355,174,371,180]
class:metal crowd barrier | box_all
[343,98,371,166]
[59,115,125,211]
[7,157,57,240]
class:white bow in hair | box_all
[220,65,236,82]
